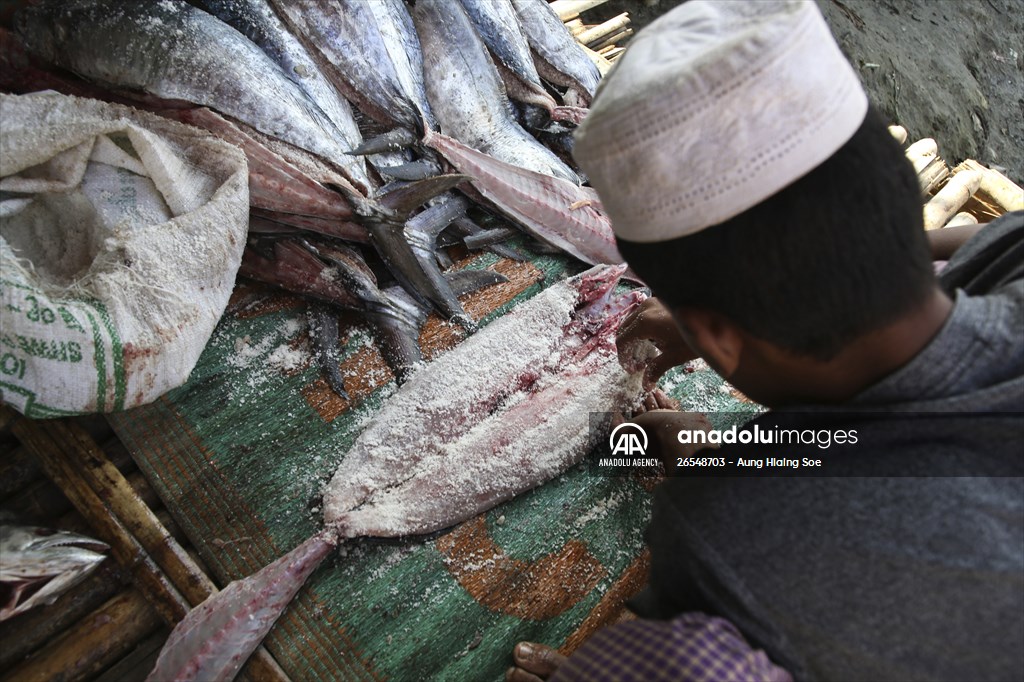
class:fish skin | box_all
[15,0,358,176]
[413,0,581,184]
[323,264,648,537]
[424,129,632,274]
[271,0,434,133]
[193,0,371,191]
[457,0,557,111]
[510,0,601,105]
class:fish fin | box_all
[147,533,334,682]
[307,307,349,400]
[377,159,441,181]
[348,127,419,156]
[405,194,470,241]
[377,175,468,219]
[444,269,508,297]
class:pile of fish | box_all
[148,263,652,682]
[2,0,626,390]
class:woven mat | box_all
[107,249,756,682]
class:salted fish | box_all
[272,0,434,132]
[14,0,359,181]
[193,0,372,190]
[511,0,602,107]
[324,263,647,536]
[414,0,581,183]
[147,264,650,682]
[458,0,557,112]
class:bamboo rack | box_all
[896,130,1022,229]
[555,0,632,72]
[0,406,291,682]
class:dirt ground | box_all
[595,0,1024,185]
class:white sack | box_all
[0,92,248,417]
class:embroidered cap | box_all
[573,0,868,243]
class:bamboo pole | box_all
[905,138,938,174]
[0,562,126,668]
[603,47,626,61]
[888,125,908,145]
[3,590,162,682]
[580,43,615,75]
[578,13,630,47]
[918,158,950,197]
[923,170,983,230]
[961,159,1024,212]
[565,18,585,35]
[590,27,633,53]
[945,211,979,228]
[551,0,611,22]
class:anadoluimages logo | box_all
[609,422,648,456]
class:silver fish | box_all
[414,0,580,183]
[14,0,356,178]
[192,0,371,190]
[146,264,648,682]
[510,0,601,107]
[457,0,557,112]
[1,525,108,621]
[272,0,434,133]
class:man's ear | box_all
[671,306,744,378]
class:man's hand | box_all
[627,409,717,469]
[617,297,698,389]
[612,389,715,472]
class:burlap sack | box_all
[0,92,249,417]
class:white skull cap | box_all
[573,0,868,243]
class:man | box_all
[507,1,1023,680]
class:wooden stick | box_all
[551,0,611,22]
[578,13,630,47]
[918,158,950,198]
[590,27,633,53]
[888,125,908,145]
[565,18,585,35]
[3,407,290,682]
[961,159,1024,212]
[905,138,938,174]
[579,43,615,75]
[4,589,162,682]
[603,47,626,61]
[0,561,126,668]
[923,170,983,230]
[945,211,979,228]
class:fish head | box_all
[0,524,109,621]
[567,264,647,344]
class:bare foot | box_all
[506,642,567,681]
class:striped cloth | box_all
[550,613,792,682]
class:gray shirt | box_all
[636,212,1024,680]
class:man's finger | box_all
[512,642,567,677]
[652,388,680,410]
[505,667,544,682]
